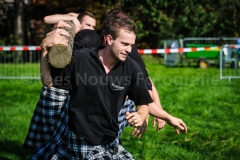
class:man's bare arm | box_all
[44,14,81,33]
[67,12,79,17]
[149,78,166,131]
[44,14,76,24]
[40,28,70,87]
[40,45,52,87]
[148,102,187,134]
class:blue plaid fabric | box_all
[30,99,135,159]
[31,95,71,160]
[69,130,135,160]
[118,99,135,138]
[23,86,69,151]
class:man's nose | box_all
[126,46,132,54]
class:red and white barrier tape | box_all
[138,46,222,54]
[138,45,240,54]
[0,45,239,54]
[0,46,41,51]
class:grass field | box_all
[0,56,240,160]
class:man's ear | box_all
[105,34,113,45]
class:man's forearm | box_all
[149,102,187,134]
[44,15,80,33]
[68,12,78,17]
[149,78,162,109]
[136,105,149,122]
[40,45,53,87]
[148,102,172,122]
[44,14,74,24]
[39,25,69,87]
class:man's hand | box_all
[71,18,81,33]
[46,28,70,38]
[131,116,149,138]
[41,31,69,50]
[68,12,79,17]
[126,113,150,139]
[166,116,187,134]
[54,19,80,34]
[153,117,166,131]
[126,112,143,127]
[131,120,148,138]
[54,20,72,30]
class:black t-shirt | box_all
[61,47,153,145]
[130,44,152,89]
[52,29,152,90]
[73,29,102,52]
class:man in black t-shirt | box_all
[72,29,167,134]
[39,9,187,159]
[42,26,166,138]
[42,10,166,135]
[40,9,152,159]
[63,9,151,159]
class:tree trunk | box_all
[48,21,76,68]
[14,0,24,45]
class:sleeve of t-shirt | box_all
[73,30,102,53]
[128,44,152,90]
[73,36,88,52]
[127,61,153,105]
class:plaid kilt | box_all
[118,99,135,138]
[69,130,135,160]
[30,98,135,159]
[31,95,71,160]
[23,86,69,151]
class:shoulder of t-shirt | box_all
[72,47,97,59]
[125,56,142,71]
[75,29,97,37]
[75,29,101,38]
[129,44,138,57]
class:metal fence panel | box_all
[0,46,41,79]
[219,44,240,81]
[163,39,183,66]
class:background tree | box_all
[0,0,240,48]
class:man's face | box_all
[80,15,96,30]
[109,28,136,61]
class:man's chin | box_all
[119,57,127,61]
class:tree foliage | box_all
[1,0,240,48]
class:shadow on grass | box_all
[0,140,32,160]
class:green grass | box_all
[0,79,42,159]
[0,63,40,77]
[0,56,240,160]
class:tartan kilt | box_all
[31,95,71,160]
[68,130,135,160]
[31,99,135,159]
[23,86,69,150]
[118,99,135,138]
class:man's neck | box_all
[98,47,119,74]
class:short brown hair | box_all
[77,11,96,23]
[101,9,138,39]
